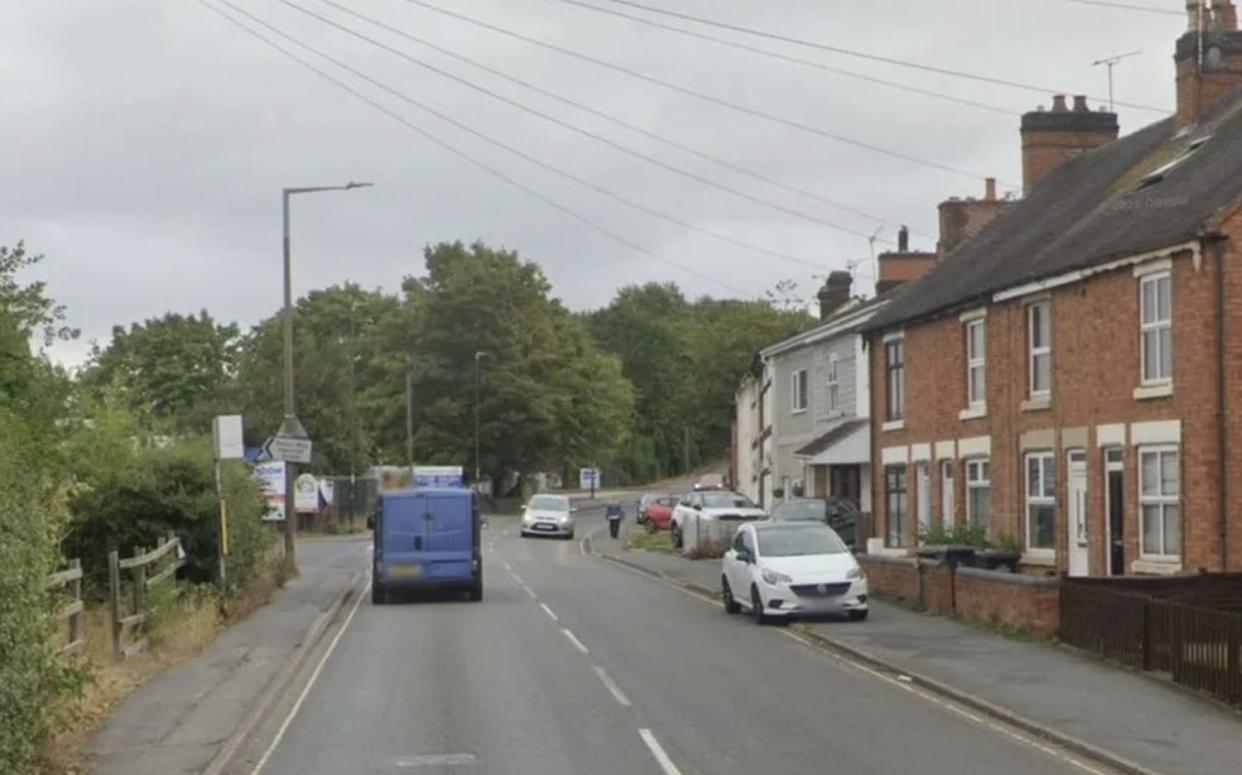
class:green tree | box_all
[80,311,241,432]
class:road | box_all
[249,511,1108,775]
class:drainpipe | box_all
[1217,236,1230,571]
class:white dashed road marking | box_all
[395,753,477,767]
[638,729,684,775]
[561,628,590,654]
[539,603,559,622]
[592,665,631,707]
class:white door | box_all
[941,460,955,527]
[1068,451,1089,577]
[916,462,931,535]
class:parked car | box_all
[692,473,727,491]
[640,495,679,531]
[636,492,667,524]
[671,490,766,550]
[769,497,862,549]
[370,487,482,604]
[720,522,868,624]
[520,494,576,539]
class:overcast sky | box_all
[1,0,1185,366]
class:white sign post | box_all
[211,414,245,584]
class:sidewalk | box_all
[84,537,365,775]
[601,541,1242,775]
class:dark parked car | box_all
[769,497,861,549]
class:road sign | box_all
[413,465,465,488]
[264,435,313,464]
[579,468,600,490]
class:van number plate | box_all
[389,564,422,578]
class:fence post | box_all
[1141,598,1153,672]
[108,549,122,659]
[68,558,83,649]
[133,546,147,625]
[1229,622,1241,703]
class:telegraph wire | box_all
[269,0,881,241]
[1060,0,1182,15]
[394,0,1013,186]
[553,0,1169,113]
[311,0,912,235]
[194,0,767,295]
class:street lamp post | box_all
[474,351,489,489]
[280,182,372,574]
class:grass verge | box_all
[624,528,675,554]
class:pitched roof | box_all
[865,90,1242,333]
[794,418,870,458]
[761,287,904,358]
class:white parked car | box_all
[721,522,868,624]
[520,494,575,539]
[670,490,766,552]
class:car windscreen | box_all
[529,495,569,512]
[771,500,827,522]
[700,492,754,509]
[757,526,848,557]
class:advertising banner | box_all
[295,473,320,513]
[256,461,286,521]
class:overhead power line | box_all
[560,0,1168,113]
[548,0,1017,116]
[194,0,771,294]
[270,0,879,242]
[311,0,909,235]
[1060,0,1182,15]
[250,1,831,268]
[393,0,1010,186]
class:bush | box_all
[918,523,989,548]
[0,420,84,775]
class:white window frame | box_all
[1138,444,1181,562]
[940,459,955,527]
[827,354,840,413]
[965,318,986,408]
[1139,272,1172,386]
[1028,301,1052,398]
[885,465,908,547]
[791,369,808,414]
[965,458,990,530]
[886,340,905,421]
[1025,451,1056,555]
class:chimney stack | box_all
[1020,94,1119,192]
[817,271,853,320]
[938,177,1013,256]
[897,225,909,252]
[1177,1,1242,129]
[984,177,997,201]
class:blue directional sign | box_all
[413,466,465,488]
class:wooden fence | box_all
[1061,575,1242,707]
[107,533,185,659]
[46,559,85,656]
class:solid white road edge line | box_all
[250,579,371,775]
[638,729,684,775]
[539,602,559,622]
[592,665,631,707]
[561,628,590,654]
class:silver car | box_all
[520,494,576,539]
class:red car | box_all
[639,494,679,531]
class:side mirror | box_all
[736,549,751,564]
[693,504,702,511]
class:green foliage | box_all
[918,523,990,548]
[81,311,241,433]
[993,531,1023,555]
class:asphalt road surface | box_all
[253,512,1110,775]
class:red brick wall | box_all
[1176,42,1242,130]
[871,242,1231,574]
[920,560,954,615]
[859,555,918,602]
[1021,129,1116,192]
[1221,209,1242,571]
[955,567,1059,638]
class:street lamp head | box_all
[475,350,489,360]
[345,181,374,190]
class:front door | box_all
[830,465,861,507]
[1105,448,1125,575]
[916,462,931,536]
[1067,451,1089,577]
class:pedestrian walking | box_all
[606,503,623,539]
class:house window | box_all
[940,460,955,526]
[886,465,908,546]
[791,369,808,414]
[966,458,991,531]
[1028,301,1052,396]
[1140,273,1172,384]
[1139,446,1181,560]
[965,319,986,407]
[1025,452,1056,552]
[827,355,839,413]
[886,340,905,421]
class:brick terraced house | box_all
[863,0,1242,577]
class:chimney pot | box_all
[1213,0,1239,31]
[985,177,997,201]
[1052,94,1069,112]
[1073,95,1089,112]
[897,225,910,252]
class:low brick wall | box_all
[859,555,919,602]
[955,567,1060,638]
[861,554,1061,637]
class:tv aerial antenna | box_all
[1091,50,1142,112]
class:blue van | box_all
[370,487,482,604]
